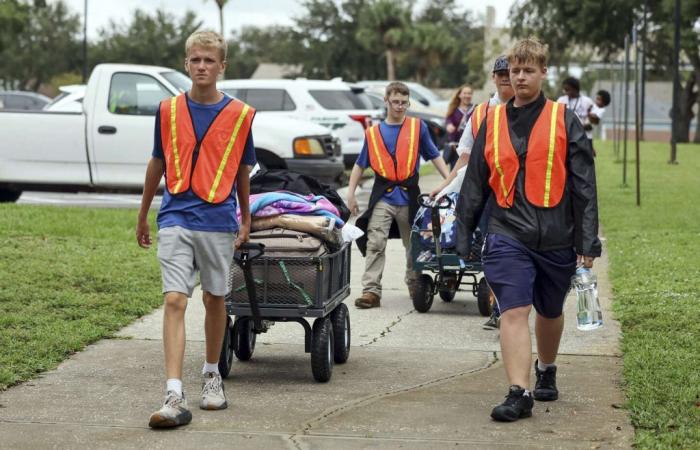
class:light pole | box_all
[82,0,88,83]
[669,0,680,164]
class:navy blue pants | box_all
[482,233,576,318]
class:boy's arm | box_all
[430,152,469,197]
[346,164,364,216]
[431,156,450,179]
[235,164,252,248]
[136,157,165,248]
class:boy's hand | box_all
[348,195,359,216]
[235,224,250,249]
[577,255,595,268]
[136,219,152,249]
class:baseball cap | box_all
[492,55,509,73]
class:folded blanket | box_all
[240,191,345,227]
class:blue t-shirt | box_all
[355,119,439,205]
[152,94,256,232]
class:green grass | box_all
[0,206,161,389]
[595,140,700,448]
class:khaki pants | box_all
[361,200,417,297]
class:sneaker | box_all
[490,385,534,422]
[148,391,192,428]
[482,314,499,330]
[534,361,558,401]
[200,372,228,410]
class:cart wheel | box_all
[439,290,456,302]
[311,317,334,382]
[330,303,350,364]
[218,316,234,377]
[233,317,256,361]
[477,278,493,317]
[412,274,435,313]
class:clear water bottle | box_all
[572,267,603,330]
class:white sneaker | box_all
[200,372,227,410]
[148,391,192,428]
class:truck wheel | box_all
[218,316,234,378]
[412,274,434,313]
[0,188,21,203]
[477,278,493,317]
[233,317,256,361]
[311,317,334,382]
[330,303,350,364]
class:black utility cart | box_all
[219,242,351,382]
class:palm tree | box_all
[356,0,411,81]
[206,0,229,36]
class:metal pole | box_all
[640,1,647,140]
[634,23,641,206]
[611,62,619,159]
[623,34,630,186]
[82,0,88,83]
[670,0,680,164]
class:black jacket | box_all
[456,94,602,257]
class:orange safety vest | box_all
[470,102,490,138]
[159,94,255,204]
[484,99,567,208]
[365,117,420,182]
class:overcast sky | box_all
[58,0,515,40]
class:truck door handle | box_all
[98,126,117,134]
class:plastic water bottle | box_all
[572,267,603,330]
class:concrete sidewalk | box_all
[0,173,633,449]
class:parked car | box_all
[0,64,345,202]
[42,85,85,113]
[218,78,383,168]
[363,90,448,151]
[356,80,449,116]
[0,90,51,111]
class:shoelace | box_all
[202,375,222,396]
[164,392,184,408]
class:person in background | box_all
[557,77,596,150]
[584,89,611,155]
[443,85,475,168]
[347,82,449,309]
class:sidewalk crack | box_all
[360,310,415,347]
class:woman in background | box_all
[443,85,474,168]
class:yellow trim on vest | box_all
[543,102,559,207]
[170,97,184,193]
[406,117,416,174]
[207,104,251,202]
[493,105,509,200]
[476,103,483,127]
[368,126,386,178]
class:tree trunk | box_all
[674,73,697,143]
[219,8,224,37]
[385,48,395,81]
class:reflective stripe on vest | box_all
[365,117,420,182]
[159,94,255,204]
[484,100,567,208]
[471,102,489,139]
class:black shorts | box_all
[482,233,576,318]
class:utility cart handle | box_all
[418,193,453,209]
[234,242,266,333]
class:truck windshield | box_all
[161,71,192,93]
[308,90,367,110]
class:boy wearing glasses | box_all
[347,82,449,309]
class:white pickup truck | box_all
[0,64,346,202]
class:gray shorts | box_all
[157,226,235,297]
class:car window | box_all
[308,90,367,110]
[241,89,295,111]
[220,88,243,100]
[161,71,192,93]
[108,73,171,115]
[3,94,33,110]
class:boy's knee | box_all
[164,293,187,314]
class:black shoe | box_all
[482,314,499,330]
[490,385,534,422]
[534,360,558,401]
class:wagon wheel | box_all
[311,317,334,382]
[412,274,435,313]
[218,315,234,377]
[330,303,350,364]
[233,317,256,361]
[477,278,493,317]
